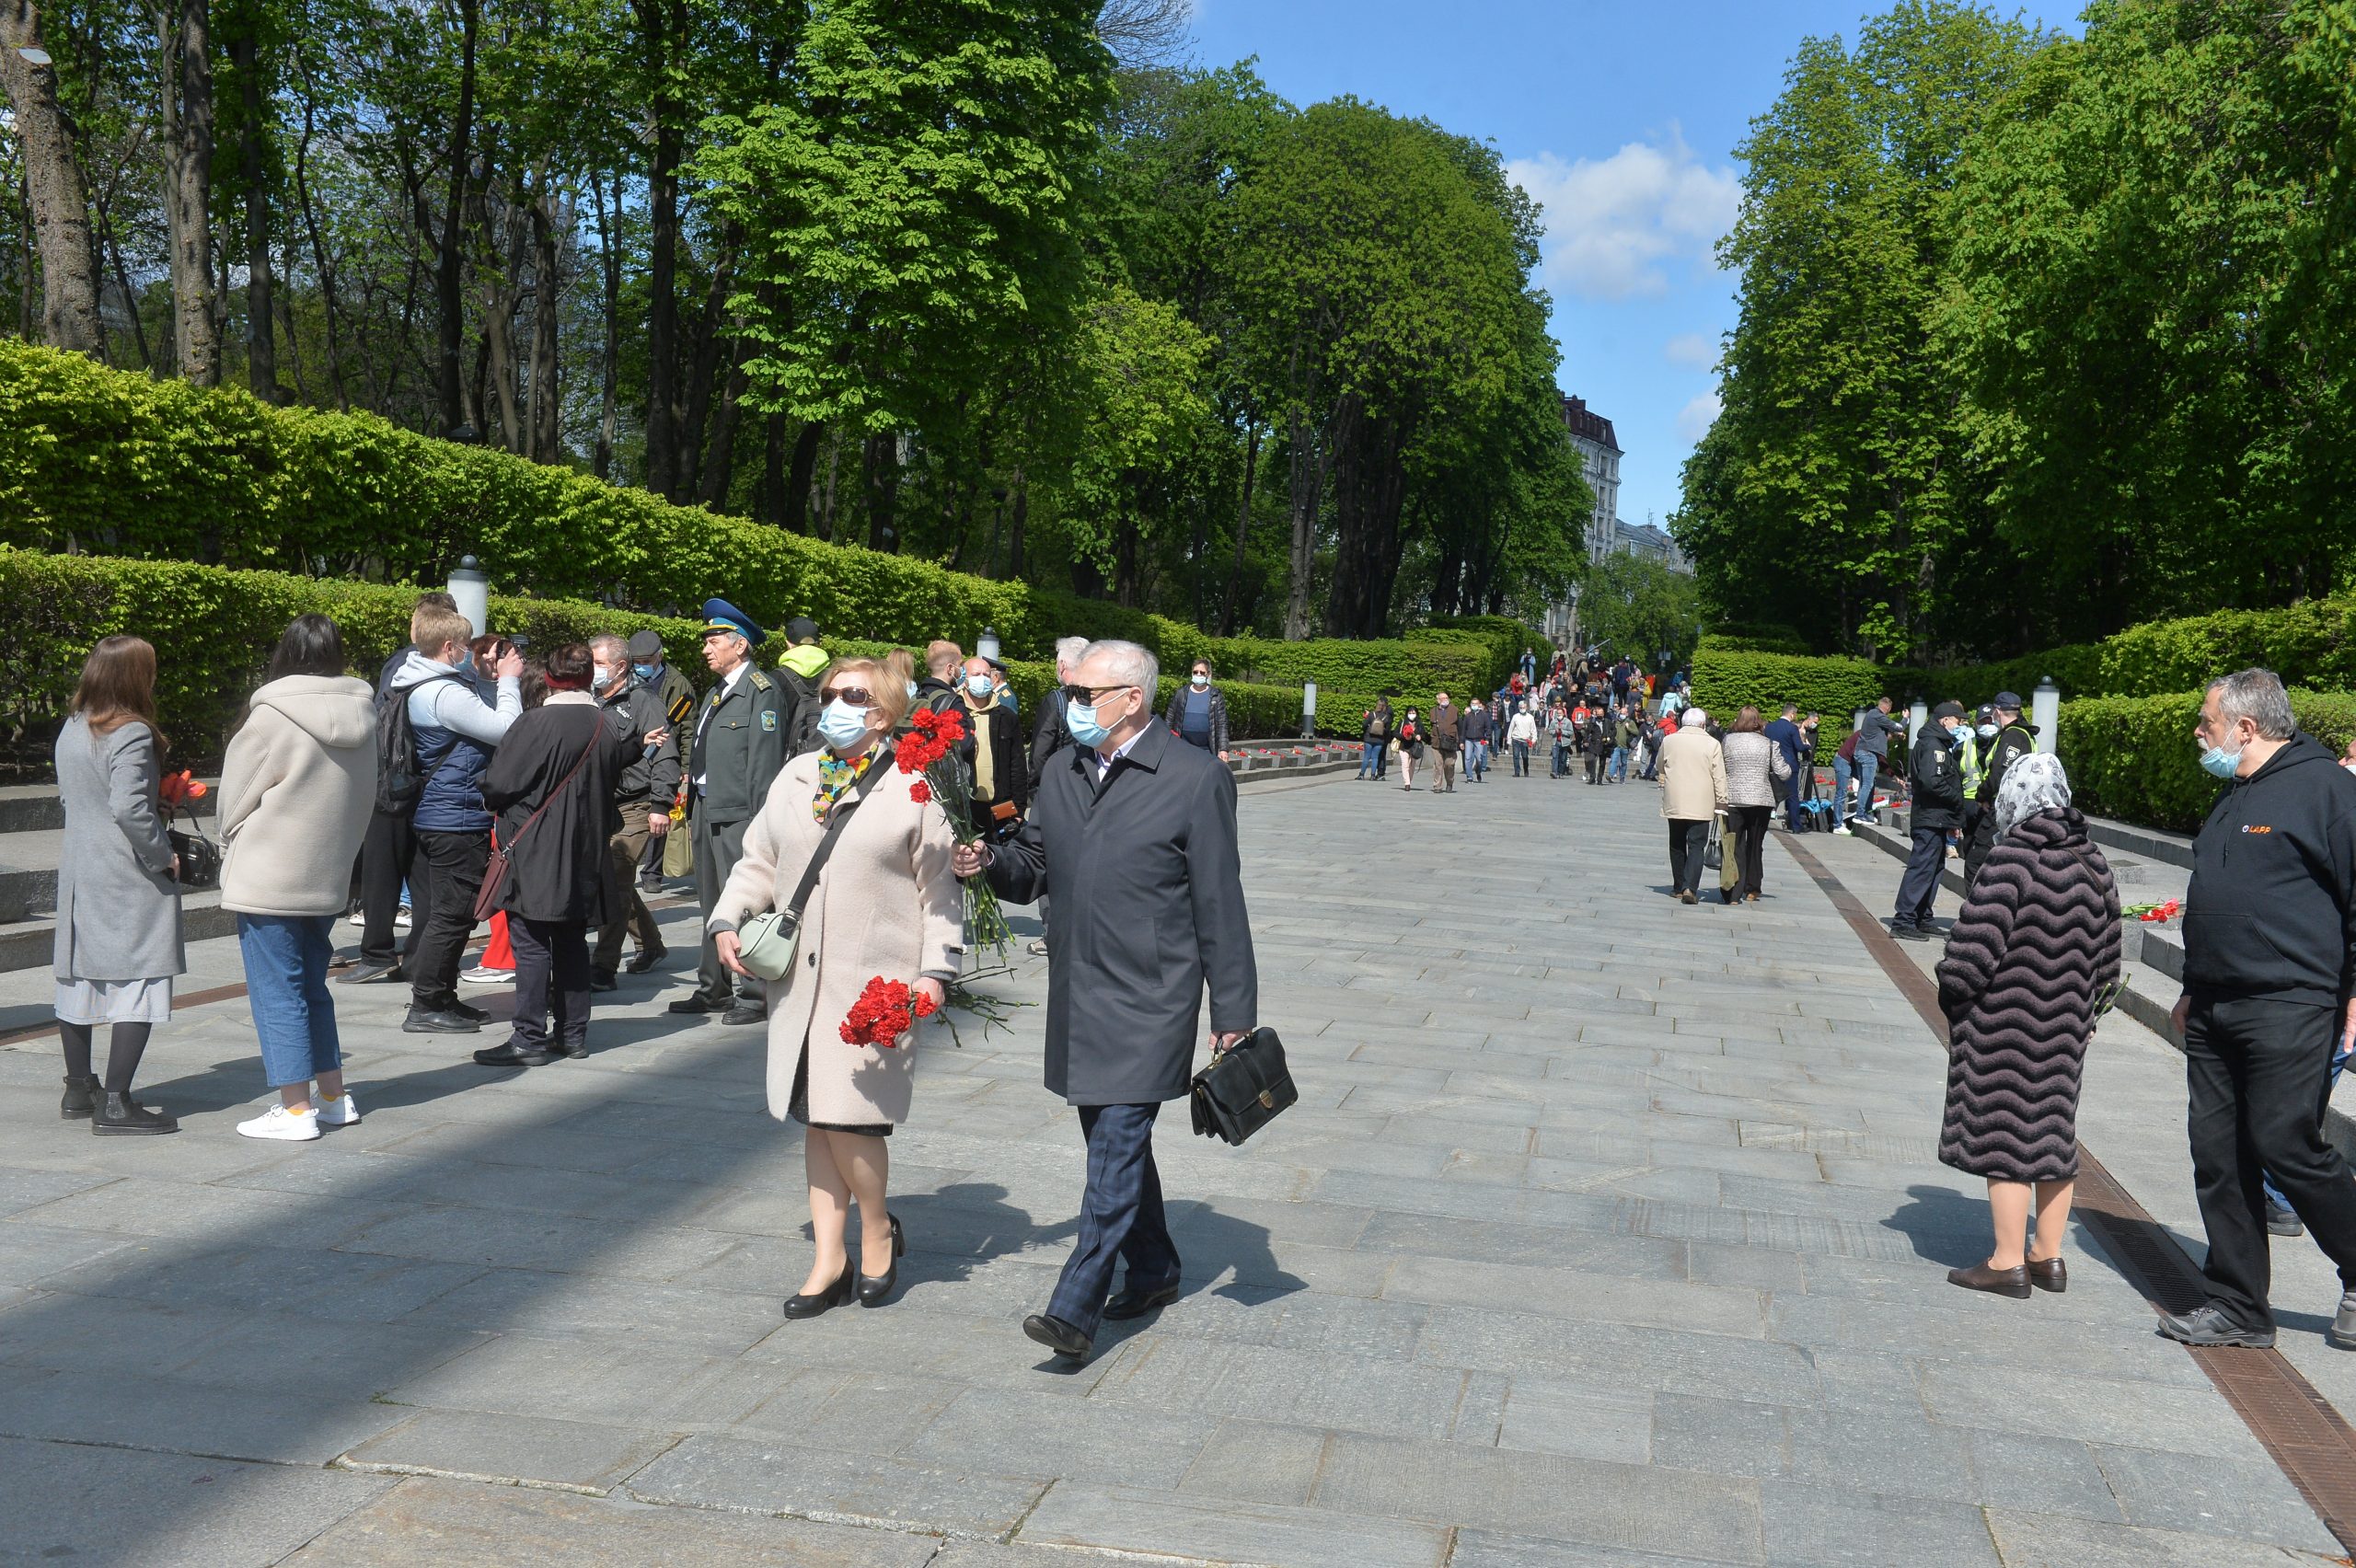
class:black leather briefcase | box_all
[1188,1026,1297,1147]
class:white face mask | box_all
[593,663,618,692]
[967,674,994,698]
[1191,673,1209,688]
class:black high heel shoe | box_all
[782,1262,855,1320]
[858,1214,905,1309]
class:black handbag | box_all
[167,804,221,891]
[1188,1026,1297,1146]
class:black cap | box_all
[1992,690,2023,709]
[786,616,820,643]
[625,629,664,661]
[1933,700,1967,721]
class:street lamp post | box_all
[2032,677,2061,752]
[447,554,490,638]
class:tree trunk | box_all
[759,413,786,524]
[0,8,103,352]
[697,337,749,509]
[1007,467,1028,578]
[675,224,740,502]
[232,29,273,400]
[292,66,346,408]
[528,179,560,463]
[590,169,619,479]
[1218,421,1260,634]
[636,0,687,495]
[1282,408,1328,640]
[433,0,479,435]
[479,195,525,454]
[158,0,218,385]
[782,420,821,533]
[863,431,898,549]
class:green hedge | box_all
[0,340,1529,698]
[1691,648,1889,743]
[2058,687,2356,833]
[0,546,1411,761]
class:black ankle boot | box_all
[92,1090,178,1136]
[60,1074,99,1120]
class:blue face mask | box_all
[455,651,474,673]
[966,674,994,698]
[631,661,659,685]
[1066,703,1108,748]
[2200,744,2242,779]
[816,699,872,753]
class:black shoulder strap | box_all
[778,744,898,931]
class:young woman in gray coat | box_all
[53,635,186,1134]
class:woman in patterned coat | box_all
[1937,752,2121,1298]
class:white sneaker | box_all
[237,1103,321,1142]
[395,905,412,929]
[1831,824,1853,836]
[461,965,514,985]
[346,908,366,928]
[314,1092,362,1127]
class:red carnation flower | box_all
[908,779,931,803]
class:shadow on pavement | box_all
[1882,1182,1997,1267]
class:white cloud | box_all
[1676,389,1724,444]
[1664,331,1716,370]
[1507,130,1740,300]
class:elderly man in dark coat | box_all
[954,638,1258,1364]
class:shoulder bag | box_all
[733,745,897,981]
[1189,1026,1298,1147]
[472,711,610,923]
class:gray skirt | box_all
[54,977,172,1026]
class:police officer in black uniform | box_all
[668,599,791,1025]
[1962,690,2038,892]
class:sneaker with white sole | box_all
[237,1103,321,1142]
[346,908,366,928]
[395,905,412,928]
[314,1092,361,1127]
[1831,824,1853,836]
[461,965,515,986]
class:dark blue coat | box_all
[985,719,1258,1105]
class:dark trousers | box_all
[2186,995,2356,1329]
[1667,819,1711,896]
[1727,804,1772,898]
[1552,743,1571,778]
[1510,740,1531,776]
[1584,749,1604,784]
[1961,803,1994,892]
[693,809,755,1006]
[1893,824,1945,927]
[1782,767,1806,831]
[1046,1101,1179,1339]
[357,808,422,968]
[593,813,659,973]
[510,916,592,1053]
[410,830,489,1009]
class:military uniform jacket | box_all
[984,720,1258,1106]
[690,666,791,824]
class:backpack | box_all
[374,668,462,816]
[775,664,822,755]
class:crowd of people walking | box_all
[43,597,1259,1362]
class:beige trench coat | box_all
[710,749,963,1126]
[1657,727,1729,823]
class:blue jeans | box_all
[1833,755,1854,820]
[1358,741,1383,778]
[1510,739,1531,776]
[2263,1041,2355,1216]
[1609,745,1626,781]
[1852,752,1880,822]
[238,914,341,1089]
[1465,739,1489,778]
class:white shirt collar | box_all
[1091,728,1147,778]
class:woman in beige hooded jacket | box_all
[217,615,378,1141]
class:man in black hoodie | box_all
[2159,668,2356,1350]
[1889,701,1966,940]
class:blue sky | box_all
[1183,0,2063,538]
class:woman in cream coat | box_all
[711,657,961,1319]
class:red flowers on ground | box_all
[2124,897,2184,924]
[839,975,941,1048]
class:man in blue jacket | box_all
[1762,703,1805,831]
[2158,668,2356,1350]
[955,638,1258,1365]
[1889,701,1965,940]
[389,602,524,1033]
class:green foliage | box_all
[2056,689,2356,834]
[1574,554,1705,677]
[1677,3,2050,659]
[1699,630,1811,657]
[0,341,1513,696]
[1691,648,1890,736]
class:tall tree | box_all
[0,6,102,352]
[157,0,219,383]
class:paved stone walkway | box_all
[0,768,2345,1565]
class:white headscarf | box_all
[1993,750,2072,842]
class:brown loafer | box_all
[2027,1256,2066,1293]
[1947,1261,2030,1299]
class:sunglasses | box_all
[819,686,874,705]
[1062,683,1134,704]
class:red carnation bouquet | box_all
[158,769,207,809]
[840,975,941,1048]
[895,706,1013,953]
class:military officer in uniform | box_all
[668,599,791,1025]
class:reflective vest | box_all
[1960,733,1992,798]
